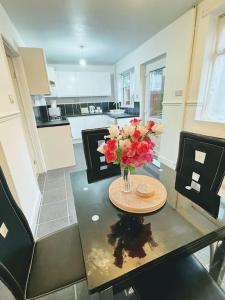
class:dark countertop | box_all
[37,119,70,128]
[36,113,138,128]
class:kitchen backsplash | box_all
[33,101,139,123]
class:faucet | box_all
[113,101,121,110]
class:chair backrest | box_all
[82,128,121,183]
[175,131,225,218]
[0,167,34,300]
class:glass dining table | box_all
[70,164,225,299]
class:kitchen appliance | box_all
[81,107,89,114]
[89,106,95,114]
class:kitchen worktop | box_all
[37,119,70,128]
[36,113,138,128]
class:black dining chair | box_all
[132,254,225,300]
[175,131,225,218]
[0,167,85,300]
[82,128,121,183]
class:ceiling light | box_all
[79,45,87,67]
[79,58,87,66]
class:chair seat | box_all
[133,255,225,300]
[26,224,85,299]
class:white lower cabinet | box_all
[38,125,75,170]
[116,118,134,127]
[68,115,115,141]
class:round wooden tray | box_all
[109,175,167,214]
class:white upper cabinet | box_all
[56,71,78,97]
[54,70,111,97]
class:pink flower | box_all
[143,137,155,149]
[137,141,150,155]
[106,139,118,152]
[105,150,117,163]
[133,129,141,139]
[147,120,155,131]
[130,118,141,126]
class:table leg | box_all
[98,286,114,300]
[209,239,225,285]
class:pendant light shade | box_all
[79,46,87,67]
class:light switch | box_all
[0,222,8,238]
[195,150,206,164]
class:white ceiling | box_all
[1,0,198,65]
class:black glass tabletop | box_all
[70,164,225,293]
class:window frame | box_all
[196,11,225,124]
[119,68,135,108]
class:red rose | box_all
[147,120,155,131]
[133,129,141,139]
[121,154,131,165]
[130,118,141,126]
[137,141,150,155]
[105,150,117,163]
[106,139,118,152]
[143,137,155,149]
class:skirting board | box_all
[158,155,176,170]
[29,190,42,236]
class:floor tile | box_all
[0,281,15,300]
[75,281,99,300]
[39,201,68,223]
[46,169,65,183]
[38,285,75,300]
[37,217,69,239]
[44,177,65,191]
[43,186,66,204]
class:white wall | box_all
[0,4,41,233]
[184,0,225,138]
[116,9,196,168]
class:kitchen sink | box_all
[109,109,126,114]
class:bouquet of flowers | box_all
[97,118,163,171]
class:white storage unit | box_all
[54,71,111,97]
[68,115,115,142]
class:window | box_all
[119,69,135,107]
[200,15,225,122]
[148,67,165,119]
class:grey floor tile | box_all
[44,177,66,191]
[38,285,75,300]
[43,186,66,204]
[37,217,69,238]
[75,281,99,300]
[39,201,68,223]
[46,169,65,183]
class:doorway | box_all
[4,41,40,177]
[144,55,166,167]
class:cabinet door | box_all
[0,36,19,117]
[56,71,78,97]
[93,72,111,96]
[19,47,50,95]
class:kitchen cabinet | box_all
[19,47,50,95]
[0,36,19,117]
[68,115,114,141]
[55,71,111,97]
[116,117,134,127]
[38,125,75,170]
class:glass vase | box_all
[122,167,131,193]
